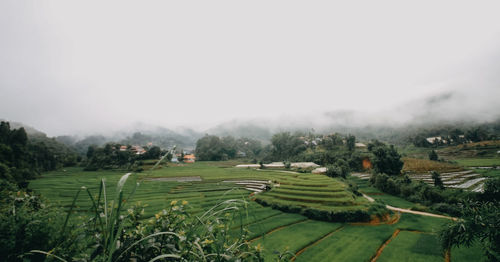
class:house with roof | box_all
[130,145,147,155]
[183,154,196,163]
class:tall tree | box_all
[428,150,438,161]
[369,143,403,176]
[346,135,356,152]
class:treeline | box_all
[84,144,168,171]
[410,124,500,147]
[57,130,201,156]
[0,121,79,187]
[195,132,358,163]
[194,132,395,178]
[195,135,264,161]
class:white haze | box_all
[1,1,500,136]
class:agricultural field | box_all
[29,162,486,261]
[402,158,463,173]
[378,157,500,192]
[431,140,500,168]
[452,158,500,167]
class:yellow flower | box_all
[182,200,188,205]
[155,213,160,219]
[202,239,214,245]
[254,243,263,252]
[170,200,178,206]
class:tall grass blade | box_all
[116,173,132,197]
[102,178,108,229]
[29,250,68,262]
[59,186,83,238]
[149,254,181,262]
[85,188,104,231]
[116,232,180,261]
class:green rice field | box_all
[29,162,486,261]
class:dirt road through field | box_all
[362,194,457,220]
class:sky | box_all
[1,1,500,136]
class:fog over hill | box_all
[1,1,499,140]
[3,85,500,149]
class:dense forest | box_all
[0,121,79,188]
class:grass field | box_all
[377,231,443,262]
[29,162,487,261]
[453,158,500,167]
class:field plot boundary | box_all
[291,226,345,261]
[230,212,283,230]
[371,229,440,262]
[370,229,401,262]
[249,219,309,242]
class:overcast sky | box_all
[1,1,500,136]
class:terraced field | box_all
[352,170,489,192]
[254,171,370,214]
[29,162,486,261]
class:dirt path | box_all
[362,194,457,220]
[370,229,401,262]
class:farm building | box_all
[130,145,146,155]
[426,136,448,144]
[355,143,367,148]
[183,154,196,163]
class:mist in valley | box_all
[1,1,500,146]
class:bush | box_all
[347,182,362,196]
[325,165,342,178]
[326,160,349,178]
[370,173,400,195]
[431,203,461,216]
[0,189,83,261]
[481,177,500,201]
[428,150,438,161]
[254,198,373,222]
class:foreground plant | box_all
[30,172,262,261]
[439,200,500,261]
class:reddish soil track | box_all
[370,229,401,261]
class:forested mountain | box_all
[0,121,79,187]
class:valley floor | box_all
[29,162,487,261]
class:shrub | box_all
[0,189,83,261]
[428,150,438,161]
[254,198,373,222]
[325,161,349,178]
